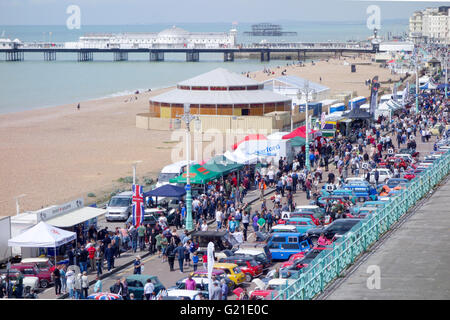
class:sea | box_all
[0,21,408,114]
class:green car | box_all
[117,275,165,300]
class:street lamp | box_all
[132,161,142,185]
[174,103,200,231]
[297,81,316,172]
[412,47,420,114]
[14,194,26,216]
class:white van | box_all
[155,160,195,189]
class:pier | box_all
[1,43,376,63]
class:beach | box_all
[0,53,406,216]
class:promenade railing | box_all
[272,149,450,300]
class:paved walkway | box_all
[326,175,450,300]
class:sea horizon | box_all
[0,21,408,115]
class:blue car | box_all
[342,181,378,202]
[284,217,316,234]
[267,232,312,261]
[351,201,387,215]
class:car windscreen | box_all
[158,172,179,183]
[108,197,131,207]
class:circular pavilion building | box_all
[148,68,292,118]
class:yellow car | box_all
[213,263,245,287]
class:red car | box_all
[219,256,263,282]
[280,252,305,269]
[10,263,53,288]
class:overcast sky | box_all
[0,0,448,25]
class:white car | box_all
[166,289,206,300]
[367,168,392,184]
[394,154,415,163]
[0,270,40,291]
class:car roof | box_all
[271,225,297,229]
[213,263,238,268]
[271,232,303,237]
[126,275,158,281]
[167,289,200,298]
[116,191,133,197]
[234,249,263,255]
[193,269,225,275]
[287,217,313,222]
[268,279,295,285]
[222,256,255,261]
[295,205,320,209]
[20,258,50,263]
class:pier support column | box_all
[224,51,234,62]
[6,50,24,61]
[186,51,199,62]
[78,51,93,62]
[114,51,128,61]
[44,51,56,61]
[149,51,164,61]
[260,51,270,62]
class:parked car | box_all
[188,269,236,290]
[249,279,295,300]
[282,205,326,226]
[270,225,297,233]
[284,217,316,234]
[191,231,233,260]
[279,252,306,269]
[105,191,133,222]
[121,275,165,300]
[9,263,52,288]
[20,257,56,273]
[0,269,40,291]
[166,289,208,300]
[306,218,363,244]
[218,256,263,282]
[266,232,312,261]
[342,181,378,202]
[233,248,272,270]
[367,169,392,184]
[385,178,409,188]
[212,263,245,287]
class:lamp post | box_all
[132,160,142,185]
[413,47,420,114]
[297,80,316,172]
[174,104,200,231]
[14,194,26,216]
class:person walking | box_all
[95,246,103,276]
[166,239,176,272]
[104,243,115,271]
[60,265,67,294]
[210,281,222,300]
[66,269,75,299]
[81,271,89,299]
[192,252,199,272]
[93,275,102,293]
[78,245,88,273]
[133,256,142,275]
[52,266,62,296]
[137,224,146,251]
[174,242,187,273]
[144,278,155,300]
[74,273,82,300]
[221,279,228,300]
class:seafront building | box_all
[65,26,238,49]
[409,6,450,44]
[148,68,292,118]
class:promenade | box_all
[325,176,450,300]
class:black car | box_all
[305,218,362,244]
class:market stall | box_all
[8,221,76,266]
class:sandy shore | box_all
[0,53,405,216]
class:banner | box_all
[132,184,145,228]
[207,242,215,299]
[369,76,380,116]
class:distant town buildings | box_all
[409,6,450,44]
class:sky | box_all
[0,0,448,25]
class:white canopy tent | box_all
[224,149,259,165]
[8,221,77,266]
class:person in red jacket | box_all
[87,245,96,271]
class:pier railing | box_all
[272,149,450,300]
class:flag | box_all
[207,242,215,299]
[369,76,380,116]
[132,184,145,228]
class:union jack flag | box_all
[132,184,145,228]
